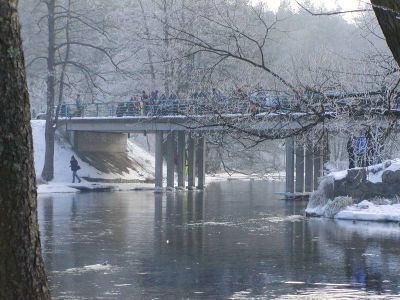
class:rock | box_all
[381,170,400,184]
[346,168,366,183]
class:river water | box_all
[38,180,400,299]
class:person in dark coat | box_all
[347,136,355,169]
[70,155,82,183]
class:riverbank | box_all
[37,172,285,194]
[306,160,400,223]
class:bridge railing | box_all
[56,97,295,118]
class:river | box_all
[38,180,400,299]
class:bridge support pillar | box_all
[322,132,330,176]
[187,135,196,190]
[314,146,322,190]
[305,146,314,192]
[295,141,305,193]
[285,137,295,194]
[166,132,176,190]
[155,132,164,192]
[177,132,186,189]
[196,136,206,190]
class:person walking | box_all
[70,155,82,183]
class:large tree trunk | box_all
[371,0,400,67]
[0,0,50,298]
[41,0,56,181]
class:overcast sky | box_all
[251,0,366,12]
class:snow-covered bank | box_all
[37,182,155,194]
[336,200,400,222]
[306,160,400,223]
[32,120,155,193]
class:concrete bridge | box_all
[59,111,326,195]
[55,91,400,194]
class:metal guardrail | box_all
[56,98,293,118]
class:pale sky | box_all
[251,0,366,12]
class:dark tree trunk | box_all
[0,0,50,298]
[371,0,400,67]
[41,0,56,181]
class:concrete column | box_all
[166,132,175,189]
[196,136,206,190]
[187,135,196,189]
[322,131,330,175]
[314,146,322,190]
[305,146,313,192]
[155,132,164,191]
[295,141,305,193]
[285,137,295,194]
[177,132,186,189]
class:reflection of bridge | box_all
[60,105,329,194]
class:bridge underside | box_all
[60,115,328,193]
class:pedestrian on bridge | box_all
[70,155,82,183]
[75,94,83,117]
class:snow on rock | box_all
[31,120,155,192]
[332,169,348,181]
[328,160,400,184]
[305,175,335,216]
[307,160,400,222]
[335,200,400,222]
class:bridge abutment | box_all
[71,131,128,153]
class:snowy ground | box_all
[32,120,156,194]
[336,200,400,223]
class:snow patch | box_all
[336,201,400,222]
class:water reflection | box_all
[37,181,400,299]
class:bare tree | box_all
[0,0,50,298]
[38,0,122,181]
